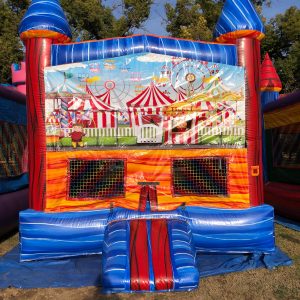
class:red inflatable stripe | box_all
[25,38,52,210]
[151,219,174,290]
[138,186,148,212]
[130,220,150,291]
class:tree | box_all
[165,0,270,41]
[262,7,300,93]
[0,0,152,83]
[0,1,24,83]
[165,1,299,93]
[165,0,216,41]
[61,0,152,39]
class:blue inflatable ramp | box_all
[102,221,130,293]
[168,220,199,291]
[102,219,199,293]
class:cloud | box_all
[136,53,183,63]
[45,62,88,72]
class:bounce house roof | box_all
[51,34,238,66]
[214,0,265,43]
[19,0,71,43]
[263,90,300,130]
[260,53,282,92]
[264,90,300,113]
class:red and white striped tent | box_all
[177,89,186,101]
[95,89,111,106]
[67,85,117,128]
[126,82,175,126]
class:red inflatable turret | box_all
[18,0,72,210]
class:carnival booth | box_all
[17,0,277,293]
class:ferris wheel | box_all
[169,60,216,100]
[90,79,133,110]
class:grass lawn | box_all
[47,136,138,147]
[47,133,244,148]
[0,224,299,300]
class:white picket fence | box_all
[198,126,245,136]
[137,125,163,143]
[59,126,244,141]
[61,127,135,138]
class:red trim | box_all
[264,182,300,221]
[138,186,148,212]
[151,220,174,290]
[149,185,158,212]
[130,220,150,291]
[237,38,263,206]
[138,185,159,211]
[25,38,52,210]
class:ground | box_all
[0,224,299,300]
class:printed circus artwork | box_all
[44,53,246,149]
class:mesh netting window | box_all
[272,123,300,168]
[0,122,27,178]
[68,159,125,199]
[172,158,228,196]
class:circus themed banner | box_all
[44,53,245,149]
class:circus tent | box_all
[95,89,111,106]
[67,85,117,128]
[177,89,187,101]
[126,82,175,126]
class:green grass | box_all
[198,135,245,146]
[118,136,137,145]
[47,134,245,147]
[47,136,138,147]
[83,137,98,146]
[98,137,117,146]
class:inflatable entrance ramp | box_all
[102,219,199,293]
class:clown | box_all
[69,123,86,148]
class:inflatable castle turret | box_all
[19,0,71,210]
[11,62,26,95]
[260,53,282,181]
[260,53,282,107]
[214,0,265,205]
[17,0,278,293]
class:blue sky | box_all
[104,0,300,36]
[45,53,245,109]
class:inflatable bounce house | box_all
[261,55,300,221]
[17,0,277,293]
[0,64,28,237]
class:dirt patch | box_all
[0,224,299,300]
